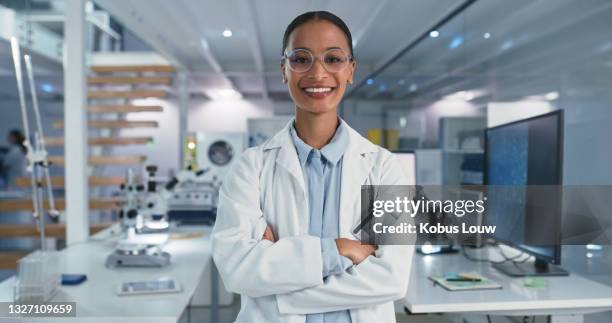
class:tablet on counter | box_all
[115,277,182,296]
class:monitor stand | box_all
[493,258,569,277]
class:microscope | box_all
[106,166,171,268]
[105,164,220,267]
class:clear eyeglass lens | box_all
[323,49,349,72]
[286,49,350,72]
[288,50,313,72]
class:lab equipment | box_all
[108,166,172,267]
[10,38,62,303]
[115,277,182,296]
[105,242,170,268]
[138,165,171,233]
[108,164,223,267]
[10,37,60,250]
[166,168,218,224]
[118,165,220,229]
[179,132,244,223]
[14,250,60,302]
[195,132,244,184]
[485,110,567,276]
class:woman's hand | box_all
[335,238,377,265]
[262,224,276,242]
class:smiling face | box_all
[281,19,356,115]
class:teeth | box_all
[304,87,332,93]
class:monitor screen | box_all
[485,111,563,264]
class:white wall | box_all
[409,99,484,147]
[110,98,180,177]
[561,99,612,185]
[487,101,555,127]
[341,99,386,135]
[485,98,612,184]
[0,96,288,180]
[110,97,279,177]
[188,98,275,133]
[342,98,484,147]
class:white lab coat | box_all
[212,120,415,323]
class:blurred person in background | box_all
[1,129,27,190]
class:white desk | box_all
[404,247,612,323]
[0,225,215,323]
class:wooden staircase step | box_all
[48,155,146,166]
[88,105,163,113]
[88,76,172,85]
[53,120,158,129]
[0,252,29,269]
[44,137,153,146]
[88,90,167,99]
[0,223,112,238]
[91,65,176,73]
[0,198,122,212]
[15,176,129,188]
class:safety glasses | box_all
[281,48,354,73]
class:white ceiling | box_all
[2,0,610,104]
[94,0,465,99]
[350,0,612,104]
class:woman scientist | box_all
[212,11,414,323]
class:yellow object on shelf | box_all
[384,129,399,150]
[367,128,399,150]
[367,128,382,145]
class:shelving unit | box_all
[439,117,486,185]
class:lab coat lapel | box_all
[263,122,309,234]
[264,120,306,195]
[274,132,306,194]
[339,127,376,238]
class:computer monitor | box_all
[485,110,567,276]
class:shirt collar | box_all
[290,125,312,167]
[289,118,349,167]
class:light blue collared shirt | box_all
[290,119,352,323]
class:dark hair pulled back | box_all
[281,11,354,56]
